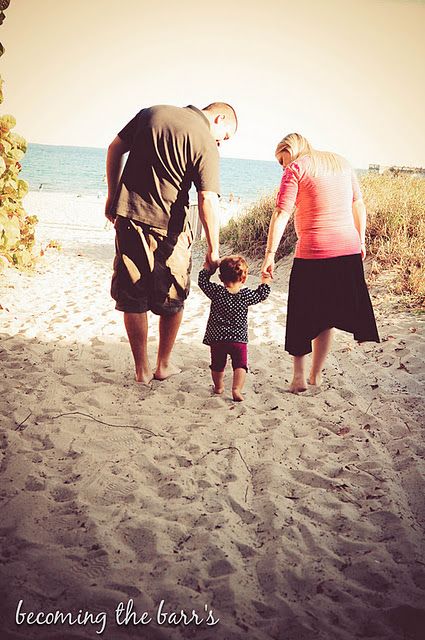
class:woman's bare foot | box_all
[232,388,244,402]
[214,386,224,395]
[154,362,181,380]
[308,371,323,386]
[289,377,308,393]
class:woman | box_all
[261,133,379,392]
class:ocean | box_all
[20,143,282,206]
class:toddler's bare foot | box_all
[213,386,224,395]
[289,377,308,393]
[154,362,181,380]
[308,372,323,386]
[232,388,244,402]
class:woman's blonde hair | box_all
[275,133,347,177]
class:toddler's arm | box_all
[198,268,221,300]
[244,282,271,306]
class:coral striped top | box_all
[276,155,363,259]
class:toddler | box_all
[198,255,271,401]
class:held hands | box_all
[261,252,275,280]
[203,259,218,273]
[204,249,220,272]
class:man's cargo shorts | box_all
[111,215,193,316]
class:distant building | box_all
[368,163,425,177]
[368,164,380,174]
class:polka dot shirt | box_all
[198,268,271,345]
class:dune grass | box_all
[220,174,425,309]
[360,175,424,308]
[220,191,297,260]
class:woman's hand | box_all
[361,243,366,261]
[261,253,275,279]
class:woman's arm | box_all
[352,198,367,260]
[261,208,291,278]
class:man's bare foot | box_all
[214,386,224,395]
[232,388,244,402]
[308,372,323,386]
[289,377,308,393]
[135,368,153,385]
[154,362,181,380]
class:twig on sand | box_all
[199,446,252,504]
[350,464,384,483]
[200,446,251,474]
[364,399,374,415]
[15,411,32,431]
[50,411,163,437]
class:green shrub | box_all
[0,75,38,270]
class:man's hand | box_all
[198,191,220,270]
[105,197,116,224]
[203,258,218,273]
[205,249,220,271]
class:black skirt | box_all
[285,254,380,356]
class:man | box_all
[105,102,238,383]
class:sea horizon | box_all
[20,142,369,204]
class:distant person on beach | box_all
[198,255,271,401]
[105,103,237,383]
[261,133,379,393]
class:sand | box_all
[0,191,424,640]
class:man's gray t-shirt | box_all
[111,104,220,234]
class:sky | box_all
[1,0,424,168]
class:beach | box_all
[0,191,424,640]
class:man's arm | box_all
[104,135,130,222]
[197,191,220,268]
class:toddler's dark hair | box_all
[219,255,248,284]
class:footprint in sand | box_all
[208,558,236,577]
[157,482,183,499]
[119,525,158,563]
[251,599,279,619]
[33,434,54,451]
[342,560,392,592]
[51,486,76,503]
[228,497,258,524]
[70,547,110,580]
[106,582,142,598]
[25,475,46,491]
[235,541,256,559]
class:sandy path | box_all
[0,193,424,640]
